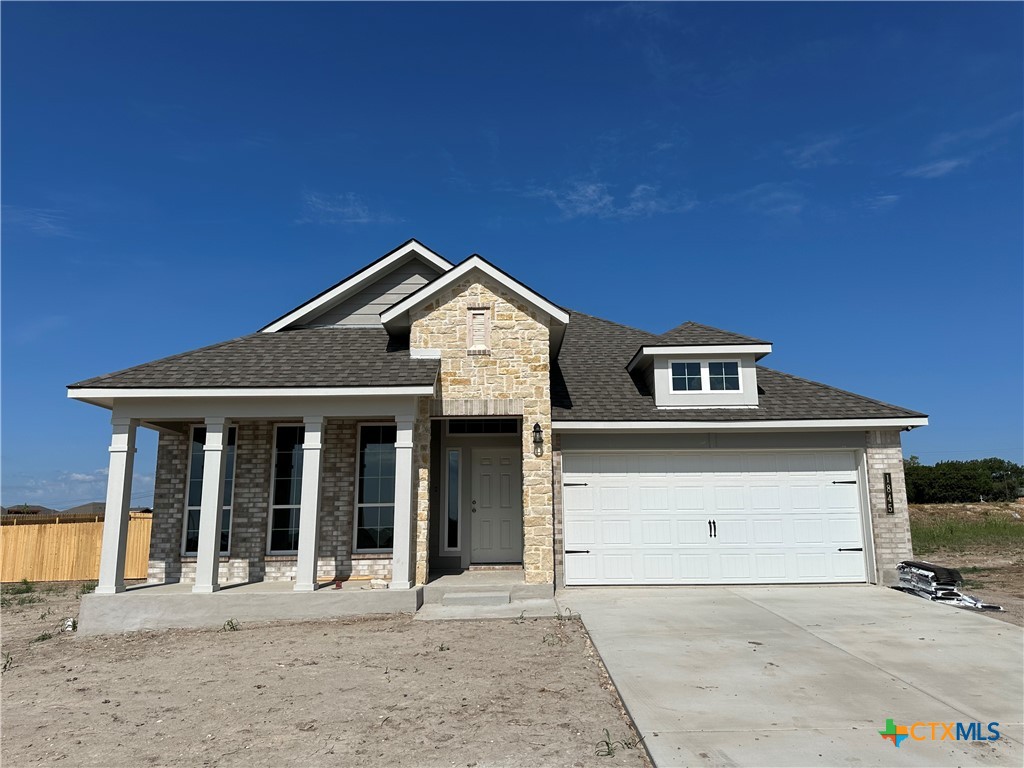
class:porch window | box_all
[355,424,397,551]
[268,425,304,553]
[443,448,461,551]
[183,426,236,555]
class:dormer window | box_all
[467,306,491,354]
[671,362,702,391]
[668,360,743,395]
[709,361,740,391]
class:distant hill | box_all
[1,504,60,516]
[62,502,107,516]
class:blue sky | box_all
[2,2,1022,509]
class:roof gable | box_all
[260,239,453,333]
[381,253,570,330]
[657,321,770,346]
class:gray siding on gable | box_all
[306,259,440,327]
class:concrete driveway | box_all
[559,586,1023,768]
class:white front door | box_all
[470,448,523,563]
[563,451,869,585]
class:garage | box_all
[562,451,869,585]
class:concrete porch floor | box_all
[78,579,423,635]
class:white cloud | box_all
[1,469,153,510]
[726,182,806,217]
[863,194,901,211]
[296,192,399,225]
[786,136,844,169]
[928,111,1022,155]
[2,205,73,237]
[904,158,971,179]
[528,181,696,220]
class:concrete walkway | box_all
[559,586,1023,768]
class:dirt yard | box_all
[1,586,649,768]
[909,502,1024,627]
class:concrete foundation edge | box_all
[78,587,424,636]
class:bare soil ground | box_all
[909,502,1024,627]
[1,586,649,768]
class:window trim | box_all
[266,422,305,555]
[181,424,236,557]
[352,421,398,554]
[668,359,743,394]
[708,360,742,392]
[442,448,462,553]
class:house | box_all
[68,238,926,603]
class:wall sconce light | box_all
[532,422,544,457]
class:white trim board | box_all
[627,343,773,371]
[260,240,453,333]
[380,255,570,327]
[69,385,435,401]
[552,418,929,432]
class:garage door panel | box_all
[790,485,821,510]
[563,450,868,586]
[639,486,670,510]
[754,553,787,579]
[678,519,708,544]
[752,519,784,544]
[714,486,745,511]
[673,487,705,510]
[641,519,673,545]
[750,485,781,510]
[715,518,748,544]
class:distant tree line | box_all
[904,457,1024,504]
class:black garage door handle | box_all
[565,549,591,554]
[837,547,863,552]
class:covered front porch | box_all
[78,391,431,597]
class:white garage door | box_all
[562,451,868,585]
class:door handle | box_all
[565,549,590,554]
[712,520,717,538]
[837,547,863,552]
[832,481,857,485]
[708,519,713,537]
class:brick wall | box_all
[865,430,913,584]
[148,419,392,585]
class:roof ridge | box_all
[757,365,927,417]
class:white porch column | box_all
[96,417,138,595]
[390,417,416,590]
[294,416,325,592]
[193,417,231,594]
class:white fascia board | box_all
[626,344,773,372]
[552,417,929,432]
[381,256,570,326]
[260,240,453,333]
[69,385,435,401]
[644,343,773,358]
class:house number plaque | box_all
[884,472,894,514]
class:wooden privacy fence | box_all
[0,512,152,582]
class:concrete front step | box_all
[441,591,510,607]
[423,575,554,605]
[415,598,560,621]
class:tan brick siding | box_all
[865,430,913,584]
[149,419,392,585]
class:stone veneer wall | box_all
[410,275,554,585]
[148,419,392,585]
[865,430,913,585]
[413,396,432,586]
[550,434,565,589]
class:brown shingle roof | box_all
[68,327,439,389]
[552,312,925,422]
